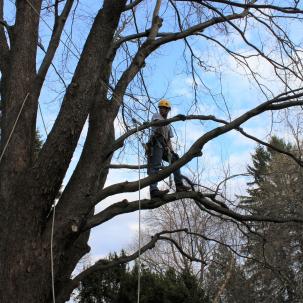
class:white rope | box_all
[135,122,142,303]
[38,100,56,303]
[39,112,56,303]
[0,93,30,165]
[50,203,56,303]
[38,101,56,303]
[38,102,48,136]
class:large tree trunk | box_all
[0,1,126,302]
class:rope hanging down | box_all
[38,103,56,303]
[133,119,142,303]
[0,93,30,165]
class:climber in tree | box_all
[147,99,190,198]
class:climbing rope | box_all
[134,121,142,303]
[38,102,56,303]
[50,203,56,303]
[0,93,30,165]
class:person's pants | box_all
[148,144,182,192]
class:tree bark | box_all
[0,1,126,302]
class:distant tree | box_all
[242,137,303,302]
[76,252,127,303]
[205,244,255,303]
[76,253,209,303]
[34,130,44,159]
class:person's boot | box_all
[175,183,191,192]
[150,189,169,198]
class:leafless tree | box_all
[1,1,303,302]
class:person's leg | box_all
[148,145,168,196]
[171,152,191,192]
[170,152,182,185]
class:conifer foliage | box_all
[242,137,303,302]
[76,253,209,303]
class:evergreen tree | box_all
[76,254,209,303]
[77,252,127,303]
[205,244,255,303]
[34,130,44,159]
[242,137,303,302]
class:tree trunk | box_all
[0,1,126,302]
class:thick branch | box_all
[111,2,164,113]
[84,191,208,230]
[36,0,127,212]
[56,229,182,302]
[194,195,303,224]
[36,0,74,86]
[109,163,149,169]
[85,187,303,232]
[114,30,150,47]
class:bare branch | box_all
[201,1,303,82]
[111,114,226,153]
[84,189,303,232]
[153,7,250,46]
[37,42,68,88]
[56,229,187,302]
[108,163,149,169]
[36,0,74,87]
[111,5,251,115]
[111,1,165,112]
[159,235,206,264]
[194,195,303,224]
[114,30,150,47]
[237,127,303,167]
[84,191,211,231]
[184,0,303,14]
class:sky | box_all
[4,0,303,282]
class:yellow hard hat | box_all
[158,99,171,109]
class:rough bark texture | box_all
[0,1,127,302]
